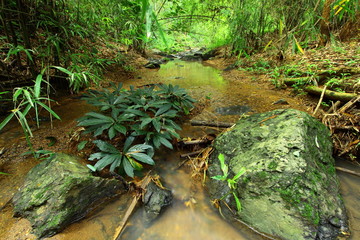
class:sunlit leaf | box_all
[129,152,154,165]
[233,192,242,212]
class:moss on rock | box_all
[207,109,348,240]
[13,153,126,238]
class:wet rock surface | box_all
[215,105,252,115]
[143,181,173,224]
[12,153,126,238]
[207,109,349,240]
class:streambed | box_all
[0,60,359,239]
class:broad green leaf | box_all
[128,157,143,171]
[94,154,117,170]
[93,140,119,153]
[94,123,112,136]
[86,112,114,122]
[87,164,97,172]
[108,126,116,139]
[123,157,134,177]
[109,159,121,172]
[123,136,135,152]
[77,141,88,151]
[152,118,161,132]
[89,152,106,161]
[159,136,173,149]
[155,103,172,116]
[125,108,147,117]
[128,143,153,153]
[162,110,178,118]
[140,117,153,129]
[129,152,155,165]
[114,124,127,135]
[78,118,111,126]
[152,135,161,149]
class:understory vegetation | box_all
[77,83,195,177]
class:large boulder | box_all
[207,109,349,240]
[13,153,126,238]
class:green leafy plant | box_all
[0,69,61,158]
[211,153,246,212]
[88,137,154,177]
[78,83,195,177]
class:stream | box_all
[0,60,359,240]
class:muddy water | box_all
[0,60,359,240]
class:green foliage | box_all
[0,69,61,158]
[78,83,195,177]
[211,153,246,212]
[88,138,154,177]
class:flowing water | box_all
[0,60,359,240]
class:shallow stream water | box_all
[0,60,359,240]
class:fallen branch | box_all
[113,175,152,240]
[336,167,360,177]
[190,120,235,128]
[113,193,141,240]
[305,86,359,102]
[313,85,327,115]
[181,139,210,145]
[180,150,203,158]
[338,96,360,113]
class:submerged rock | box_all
[207,109,348,240]
[143,181,173,224]
[13,153,126,238]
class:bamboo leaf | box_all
[23,90,34,107]
[37,102,61,120]
[0,113,15,131]
[294,37,305,55]
[34,74,43,98]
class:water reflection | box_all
[157,60,226,89]
[119,150,261,240]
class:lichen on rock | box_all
[13,153,126,238]
[207,109,349,240]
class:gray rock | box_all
[13,153,126,238]
[207,109,348,240]
[143,181,172,224]
[272,99,289,105]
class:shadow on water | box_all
[0,60,359,240]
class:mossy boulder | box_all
[207,109,348,240]
[13,153,126,238]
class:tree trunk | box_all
[319,0,334,46]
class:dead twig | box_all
[313,85,327,115]
[180,150,203,158]
[336,167,360,177]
